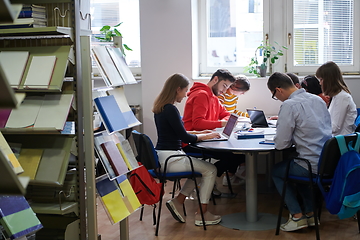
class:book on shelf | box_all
[107,88,142,128]
[35,149,68,184]
[100,141,128,176]
[94,133,116,179]
[106,46,137,84]
[96,174,140,224]
[92,46,125,87]
[4,94,73,131]
[0,51,29,88]
[116,140,138,171]
[259,135,275,145]
[94,95,128,134]
[0,195,42,239]
[115,174,141,212]
[0,132,23,174]
[0,109,12,128]
[24,55,56,89]
[18,149,44,180]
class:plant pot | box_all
[257,65,267,77]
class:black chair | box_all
[132,130,207,236]
[276,134,360,240]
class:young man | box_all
[182,69,244,191]
[217,74,250,184]
[268,72,332,232]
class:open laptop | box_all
[202,113,239,141]
[246,109,276,128]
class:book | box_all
[92,46,125,87]
[0,109,11,128]
[34,93,73,130]
[94,133,116,179]
[5,96,44,128]
[96,175,137,224]
[94,95,128,133]
[116,175,141,212]
[0,51,29,87]
[116,140,138,171]
[107,88,142,128]
[100,141,128,176]
[18,149,44,180]
[24,55,56,89]
[35,149,68,184]
[106,46,137,84]
[235,129,265,139]
[259,135,275,145]
[0,195,42,239]
[0,132,23,174]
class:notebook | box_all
[246,109,276,128]
[202,113,239,142]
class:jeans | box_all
[272,159,314,214]
[156,150,217,204]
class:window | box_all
[199,0,264,75]
[287,0,359,74]
[198,0,359,76]
[90,0,141,73]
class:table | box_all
[195,128,280,230]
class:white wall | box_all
[138,0,360,142]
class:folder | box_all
[0,51,29,87]
[94,95,128,133]
[100,141,128,176]
[18,149,44,180]
[0,195,42,239]
[24,55,56,89]
[116,140,138,171]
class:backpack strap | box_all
[335,135,349,155]
[353,133,360,152]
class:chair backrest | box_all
[318,133,358,178]
[132,130,160,170]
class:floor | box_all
[97,175,360,240]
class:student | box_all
[153,73,222,226]
[301,75,330,106]
[316,61,357,136]
[182,69,244,189]
[218,74,250,116]
[217,74,250,183]
[268,72,332,232]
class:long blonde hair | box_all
[152,73,190,114]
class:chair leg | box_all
[139,204,144,221]
[155,182,166,236]
[357,210,360,233]
[193,177,206,231]
[309,183,320,240]
[225,170,234,195]
[276,179,287,235]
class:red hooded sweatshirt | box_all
[183,82,230,131]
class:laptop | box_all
[246,109,276,128]
[202,113,239,141]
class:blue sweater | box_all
[154,104,197,150]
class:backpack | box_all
[325,133,360,219]
[129,163,163,206]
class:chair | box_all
[131,130,207,236]
[276,134,360,240]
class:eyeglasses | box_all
[272,88,278,100]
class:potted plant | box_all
[95,22,132,56]
[245,41,287,77]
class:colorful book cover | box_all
[116,175,141,211]
[95,175,131,224]
[0,195,42,239]
[94,95,128,134]
[100,141,128,176]
[0,132,23,174]
[18,149,43,180]
[116,140,138,170]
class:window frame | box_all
[196,0,360,77]
[285,0,360,75]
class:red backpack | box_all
[129,163,163,206]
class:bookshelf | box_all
[0,0,96,240]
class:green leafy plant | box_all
[95,22,132,55]
[244,41,287,77]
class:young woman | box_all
[152,73,222,226]
[316,61,357,136]
[301,75,330,106]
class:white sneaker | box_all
[195,211,221,226]
[166,198,185,223]
[280,214,308,231]
[212,185,222,196]
[235,165,246,180]
[222,175,245,186]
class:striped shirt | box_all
[218,89,248,117]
